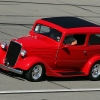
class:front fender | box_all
[14,56,61,77]
[82,55,100,75]
[14,57,46,70]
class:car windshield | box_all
[34,24,62,42]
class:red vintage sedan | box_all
[0,17,100,82]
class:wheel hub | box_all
[92,64,100,78]
[32,65,42,80]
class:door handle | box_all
[83,50,87,55]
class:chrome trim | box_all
[1,42,7,49]
[12,41,22,46]
[0,64,23,75]
[20,49,27,57]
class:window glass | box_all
[34,25,40,32]
[63,34,86,45]
[39,25,50,33]
[89,34,100,45]
[34,24,62,42]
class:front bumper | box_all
[0,64,23,75]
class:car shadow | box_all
[0,69,26,81]
[0,69,99,82]
[46,76,90,82]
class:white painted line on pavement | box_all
[0,88,100,94]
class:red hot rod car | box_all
[0,17,100,81]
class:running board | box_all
[58,72,85,76]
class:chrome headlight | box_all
[20,49,27,57]
[1,42,7,49]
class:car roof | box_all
[42,17,99,28]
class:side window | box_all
[63,34,86,45]
[34,24,50,33]
[34,24,62,42]
[40,25,50,33]
[89,34,100,45]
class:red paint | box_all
[0,17,100,78]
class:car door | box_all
[86,34,100,59]
[56,34,88,72]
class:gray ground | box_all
[0,0,100,100]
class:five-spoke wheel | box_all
[25,64,45,82]
[89,61,100,81]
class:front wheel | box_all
[25,64,45,82]
[89,61,100,81]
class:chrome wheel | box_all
[32,65,42,80]
[89,61,100,81]
[25,64,45,82]
[91,64,100,78]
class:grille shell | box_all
[5,41,21,67]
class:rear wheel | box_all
[25,64,45,82]
[89,61,100,81]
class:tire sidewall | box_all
[89,61,100,81]
[25,64,45,82]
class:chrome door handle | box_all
[83,50,87,55]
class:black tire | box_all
[25,64,45,82]
[89,61,100,81]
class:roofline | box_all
[35,19,65,31]
[42,16,100,28]
[65,27,100,34]
[34,19,100,34]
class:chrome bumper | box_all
[0,64,23,75]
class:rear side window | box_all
[89,34,100,45]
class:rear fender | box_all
[82,55,100,75]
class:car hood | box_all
[14,35,58,49]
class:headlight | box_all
[1,42,7,49]
[20,49,27,57]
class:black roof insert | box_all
[42,17,99,28]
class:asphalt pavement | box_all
[0,0,100,100]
